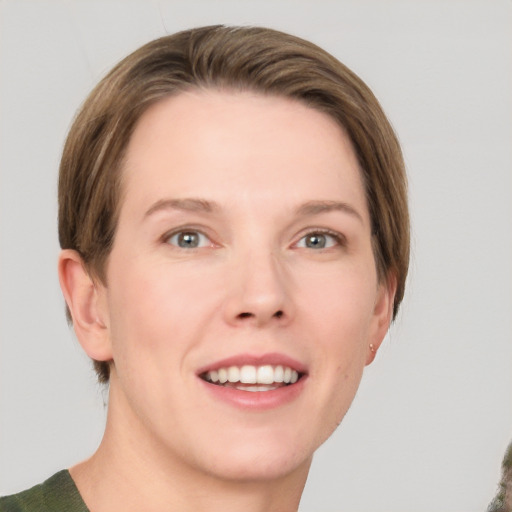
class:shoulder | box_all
[0,471,88,512]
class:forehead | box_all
[120,89,368,222]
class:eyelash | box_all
[161,228,346,251]
[162,227,214,250]
[294,229,346,250]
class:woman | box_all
[1,25,408,511]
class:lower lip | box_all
[199,377,307,410]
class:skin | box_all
[59,90,395,512]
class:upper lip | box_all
[196,352,307,376]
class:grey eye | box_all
[305,234,327,248]
[167,231,209,248]
[296,232,339,249]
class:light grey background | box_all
[1,1,511,511]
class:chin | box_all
[183,426,318,483]
[201,449,313,483]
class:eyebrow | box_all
[144,197,363,223]
[144,198,220,217]
[295,200,364,223]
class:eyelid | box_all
[293,228,347,249]
[161,226,216,248]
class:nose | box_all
[222,249,294,328]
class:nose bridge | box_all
[223,241,292,326]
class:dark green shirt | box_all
[0,471,88,512]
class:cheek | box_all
[106,259,222,363]
[296,266,376,435]
[103,260,223,431]
[298,261,377,345]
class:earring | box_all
[369,343,376,353]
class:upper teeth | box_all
[205,365,299,385]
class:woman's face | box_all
[98,90,393,481]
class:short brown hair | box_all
[59,25,409,383]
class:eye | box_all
[295,231,342,249]
[166,230,211,249]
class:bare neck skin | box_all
[70,376,311,512]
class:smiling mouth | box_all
[200,364,303,392]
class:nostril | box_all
[237,310,283,320]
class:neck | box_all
[70,382,311,512]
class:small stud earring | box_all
[369,343,376,353]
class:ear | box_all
[365,272,397,366]
[58,249,113,362]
